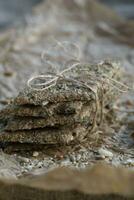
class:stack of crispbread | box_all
[0,61,121,146]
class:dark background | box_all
[100,0,134,19]
[0,0,134,30]
[0,0,42,29]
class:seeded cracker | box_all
[0,125,88,145]
[14,62,120,105]
[0,101,92,118]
